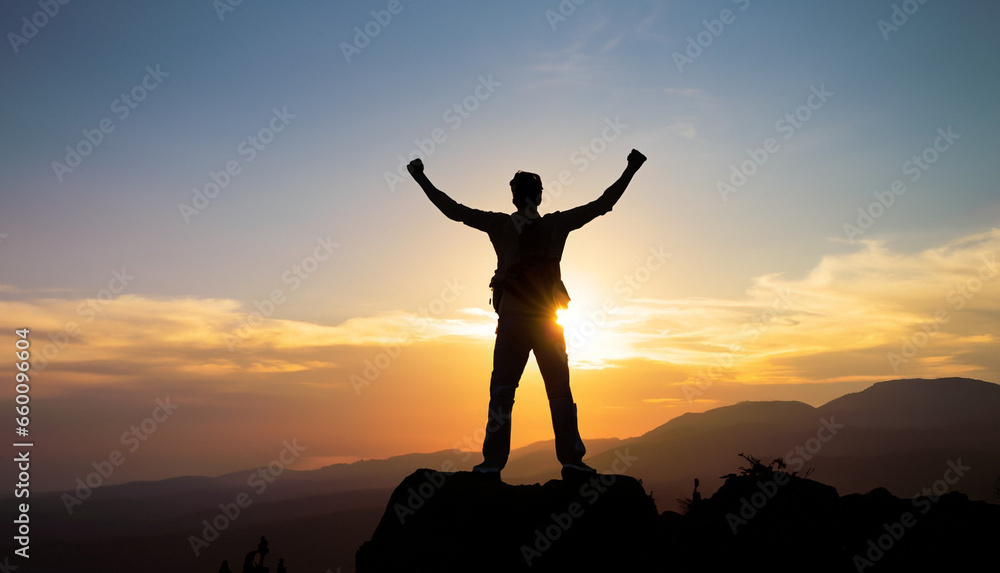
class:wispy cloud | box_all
[4,229,997,391]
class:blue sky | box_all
[4,0,997,312]
[2,0,999,488]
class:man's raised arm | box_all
[561,149,647,230]
[407,158,484,225]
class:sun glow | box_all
[554,284,637,369]
[554,306,576,328]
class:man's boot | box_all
[473,385,515,480]
[549,396,595,479]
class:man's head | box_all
[510,171,543,209]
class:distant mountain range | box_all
[11,377,999,572]
[597,377,1000,508]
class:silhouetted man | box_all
[408,149,646,479]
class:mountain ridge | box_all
[17,376,998,502]
[16,377,1000,573]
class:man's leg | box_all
[476,385,516,475]
[474,317,530,475]
[533,320,593,475]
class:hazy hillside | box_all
[8,377,999,572]
[581,377,1000,510]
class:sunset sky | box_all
[2,1,999,491]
